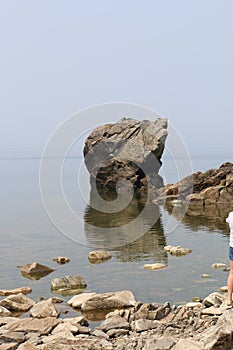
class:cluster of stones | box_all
[1,289,233,349]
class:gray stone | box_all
[51,322,79,335]
[197,325,231,350]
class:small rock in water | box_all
[143,263,166,270]
[53,256,70,264]
[88,251,112,263]
[0,286,32,296]
[51,275,87,291]
[164,245,192,256]
[212,263,227,269]
[19,262,54,280]
[219,286,228,293]
[202,274,212,278]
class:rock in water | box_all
[83,117,168,192]
[19,262,54,280]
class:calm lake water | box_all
[0,146,232,323]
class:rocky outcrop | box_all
[1,291,233,349]
[154,162,233,207]
[83,117,168,192]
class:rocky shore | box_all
[1,285,233,350]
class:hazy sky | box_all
[1,0,232,154]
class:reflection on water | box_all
[164,203,230,234]
[84,190,167,263]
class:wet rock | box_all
[67,293,96,309]
[84,117,168,192]
[0,293,35,313]
[164,245,192,256]
[19,262,54,280]
[52,257,70,264]
[81,291,136,311]
[29,299,58,318]
[212,263,227,269]
[50,275,87,291]
[88,251,112,263]
[143,263,166,270]
[219,286,228,292]
[0,287,32,296]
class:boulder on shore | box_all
[83,117,168,192]
[154,162,233,207]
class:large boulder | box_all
[83,117,168,192]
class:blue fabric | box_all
[229,246,233,261]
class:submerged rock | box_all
[143,263,166,270]
[19,262,54,280]
[83,117,168,192]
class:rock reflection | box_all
[164,203,230,234]
[84,190,167,263]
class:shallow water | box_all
[0,147,232,325]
